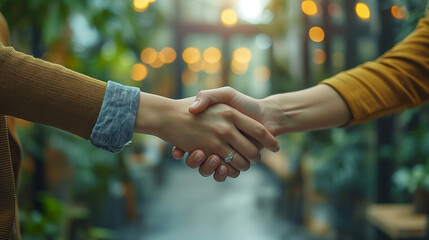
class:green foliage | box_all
[393,159,429,193]
[309,127,372,195]
[19,193,64,239]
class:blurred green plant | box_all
[19,193,64,240]
[393,159,429,194]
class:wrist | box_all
[134,92,174,136]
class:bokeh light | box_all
[309,27,325,42]
[203,47,222,64]
[182,47,201,64]
[204,62,222,74]
[356,2,370,20]
[221,9,238,27]
[131,63,148,81]
[301,0,318,16]
[182,69,198,86]
[313,49,327,64]
[159,47,177,63]
[231,60,249,74]
[133,0,149,12]
[188,59,204,72]
[233,47,252,64]
[391,5,408,20]
[254,66,271,82]
[141,48,157,64]
[150,58,164,68]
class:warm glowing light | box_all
[302,0,318,16]
[150,58,164,68]
[231,60,248,74]
[313,49,326,64]
[202,76,221,89]
[328,3,342,18]
[182,69,198,86]
[134,0,149,12]
[203,47,222,64]
[182,47,201,64]
[233,47,252,64]
[141,48,157,64]
[204,62,222,74]
[356,2,370,20]
[309,27,325,42]
[221,9,238,27]
[188,59,204,72]
[131,63,148,81]
[254,66,271,82]
[391,6,408,20]
[159,47,177,63]
[148,0,156,2]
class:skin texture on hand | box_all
[134,92,278,181]
[173,85,352,180]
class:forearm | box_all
[134,92,182,137]
[262,84,352,134]
[0,43,106,139]
[322,15,429,125]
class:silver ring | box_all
[224,149,236,163]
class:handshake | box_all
[134,85,352,182]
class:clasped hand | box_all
[170,87,283,182]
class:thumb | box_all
[189,87,235,114]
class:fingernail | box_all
[209,157,218,168]
[194,153,204,163]
[219,167,227,176]
[273,144,280,152]
[190,100,200,109]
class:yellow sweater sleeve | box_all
[322,15,429,126]
[0,43,107,139]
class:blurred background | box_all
[1,0,429,239]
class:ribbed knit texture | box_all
[0,116,15,240]
[0,37,107,239]
[0,43,107,139]
[322,15,429,126]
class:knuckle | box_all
[221,108,235,119]
[196,90,207,98]
[254,123,267,138]
[215,125,231,138]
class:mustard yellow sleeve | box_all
[321,15,429,126]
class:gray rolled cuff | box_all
[90,81,140,153]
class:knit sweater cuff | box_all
[90,81,140,153]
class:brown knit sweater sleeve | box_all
[0,43,107,139]
[321,15,429,126]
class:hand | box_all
[172,87,282,178]
[134,92,278,181]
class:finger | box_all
[213,165,228,182]
[233,112,279,152]
[189,87,236,114]
[185,150,206,169]
[227,150,251,172]
[223,162,240,178]
[226,127,261,164]
[198,155,221,177]
[172,146,186,159]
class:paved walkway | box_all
[119,160,320,240]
